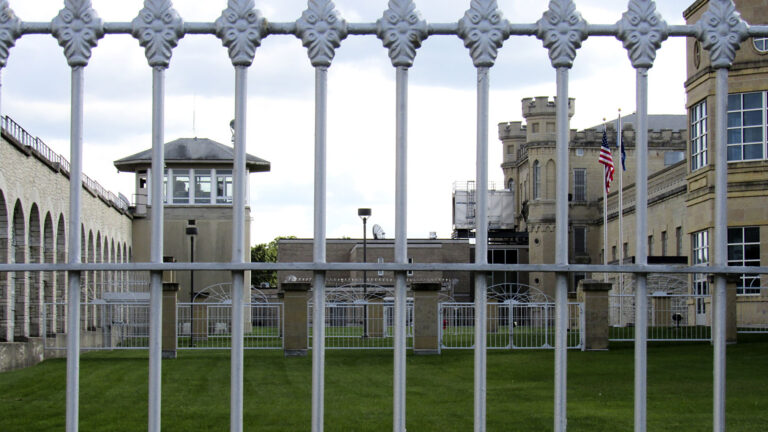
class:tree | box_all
[251,236,295,288]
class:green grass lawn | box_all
[1,335,767,431]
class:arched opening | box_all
[56,215,66,333]
[110,238,116,295]
[0,191,9,341]
[43,212,55,334]
[12,201,26,340]
[116,242,123,293]
[88,230,95,330]
[28,205,42,336]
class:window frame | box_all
[573,168,587,202]
[728,226,761,295]
[690,100,708,171]
[726,91,766,162]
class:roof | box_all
[591,114,687,132]
[113,137,271,173]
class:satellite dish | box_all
[372,224,386,239]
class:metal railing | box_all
[176,302,283,350]
[0,115,130,211]
[609,294,712,341]
[44,302,151,350]
[440,302,583,349]
[308,301,414,349]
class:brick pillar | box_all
[577,279,611,351]
[162,282,179,359]
[367,295,385,338]
[282,281,310,356]
[413,282,440,355]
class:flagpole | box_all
[602,120,608,282]
[617,110,624,310]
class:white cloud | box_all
[1,0,695,245]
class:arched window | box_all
[532,161,541,200]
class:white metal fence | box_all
[440,302,583,349]
[609,294,712,341]
[177,303,283,350]
[44,302,150,350]
[308,301,414,349]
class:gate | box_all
[176,302,283,350]
[439,301,583,350]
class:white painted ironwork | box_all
[307,301,413,350]
[0,1,767,431]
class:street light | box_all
[358,208,371,338]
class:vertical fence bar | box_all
[66,66,84,432]
[473,66,490,432]
[554,66,569,432]
[634,67,650,432]
[712,67,728,432]
[311,66,328,432]
[393,65,408,432]
[148,66,165,432]
[230,65,248,432]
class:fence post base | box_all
[162,282,179,359]
[282,281,310,357]
[577,280,611,351]
[413,282,441,355]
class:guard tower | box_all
[114,137,270,302]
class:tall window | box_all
[573,168,586,201]
[647,235,653,256]
[728,227,761,295]
[573,226,587,255]
[661,231,668,256]
[216,170,233,204]
[532,161,541,200]
[172,169,190,204]
[727,92,766,161]
[676,226,683,256]
[692,230,710,314]
[690,100,708,171]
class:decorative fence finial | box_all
[132,0,184,68]
[617,0,668,69]
[376,0,428,68]
[536,0,587,68]
[458,0,510,68]
[0,0,21,68]
[696,0,748,69]
[295,0,348,68]
[51,0,105,67]
[215,0,265,67]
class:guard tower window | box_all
[217,170,233,204]
[195,170,212,204]
[172,169,190,204]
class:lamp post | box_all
[358,208,371,338]
[186,221,197,346]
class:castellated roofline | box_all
[521,96,575,119]
[498,121,526,140]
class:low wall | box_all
[0,329,115,372]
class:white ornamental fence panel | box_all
[609,294,712,341]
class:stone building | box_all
[494,0,768,325]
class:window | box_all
[690,100,708,171]
[407,258,413,277]
[531,123,539,133]
[488,248,518,286]
[676,227,683,256]
[507,178,514,191]
[532,161,541,200]
[622,242,628,261]
[611,245,617,262]
[573,168,586,201]
[507,144,514,155]
[727,92,766,161]
[574,226,587,254]
[377,257,384,277]
[216,170,233,204]
[648,235,653,256]
[194,170,212,204]
[172,169,190,204]
[754,37,768,53]
[664,151,684,166]
[728,227,761,295]
[692,230,710,315]
[571,272,586,296]
[661,231,668,256]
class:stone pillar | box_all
[712,275,738,344]
[162,282,179,359]
[413,282,440,355]
[282,281,310,356]
[577,279,611,351]
[367,295,384,338]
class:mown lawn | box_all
[1,335,766,431]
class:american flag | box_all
[598,129,614,193]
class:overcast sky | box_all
[2,0,695,245]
